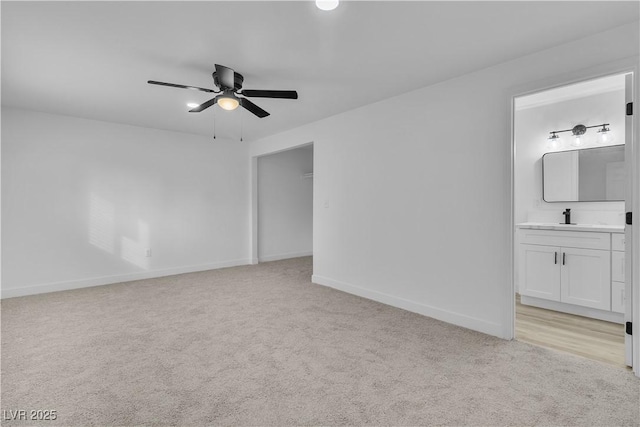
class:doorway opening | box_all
[512,72,633,369]
[255,143,313,263]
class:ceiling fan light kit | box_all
[148,63,298,126]
[217,92,240,111]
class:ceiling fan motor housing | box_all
[213,71,244,91]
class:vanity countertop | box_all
[517,222,625,233]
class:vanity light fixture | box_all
[546,123,610,148]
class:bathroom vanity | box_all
[516,223,625,323]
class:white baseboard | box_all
[311,274,504,338]
[520,295,625,324]
[1,258,252,299]
[259,251,313,263]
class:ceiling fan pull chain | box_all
[213,108,217,139]
[240,108,244,142]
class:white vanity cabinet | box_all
[517,224,624,322]
[518,229,610,310]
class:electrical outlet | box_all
[145,248,152,257]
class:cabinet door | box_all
[519,244,561,301]
[560,247,611,310]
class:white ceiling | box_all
[2,1,639,142]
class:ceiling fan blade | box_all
[148,80,217,93]
[241,89,298,99]
[189,97,217,112]
[215,64,235,90]
[240,98,270,118]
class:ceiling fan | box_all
[148,64,298,118]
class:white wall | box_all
[515,89,626,227]
[1,108,250,298]
[257,145,313,262]
[250,22,639,338]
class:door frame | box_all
[250,141,314,264]
[508,57,640,376]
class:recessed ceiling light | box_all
[187,102,199,108]
[316,0,339,11]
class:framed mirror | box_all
[542,145,625,202]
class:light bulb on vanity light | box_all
[547,132,560,149]
[570,124,586,147]
[571,135,583,147]
[597,125,611,144]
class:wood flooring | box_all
[515,294,627,368]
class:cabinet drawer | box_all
[612,251,625,282]
[612,233,625,252]
[611,281,625,314]
[518,229,610,250]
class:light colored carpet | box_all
[2,257,639,426]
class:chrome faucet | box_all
[562,209,571,225]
